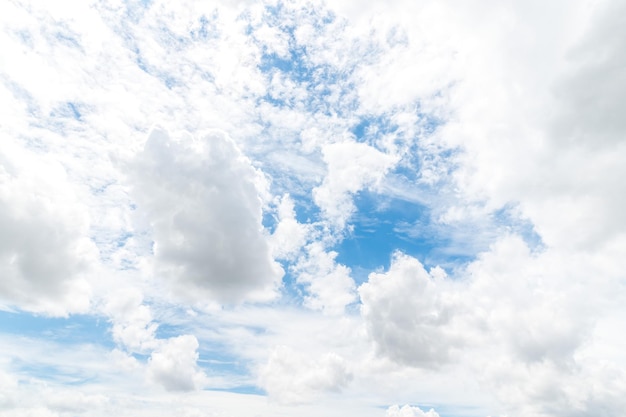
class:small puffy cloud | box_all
[148,334,206,392]
[294,242,357,315]
[313,140,397,228]
[102,288,158,353]
[258,345,352,404]
[385,404,440,417]
[269,194,310,260]
[359,252,460,368]
[0,142,96,316]
[129,128,283,304]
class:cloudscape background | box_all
[1,0,625,416]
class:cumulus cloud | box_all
[0,142,96,315]
[148,334,206,392]
[359,252,461,368]
[258,345,352,404]
[313,140,398,228]
[129,128,283,304]
[269,194,310,260]
[385,404,440,417]
[102,288,158,353]
[2,0,626,416]
[294,242,357,316]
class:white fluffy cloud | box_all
[258,345,352,404]
[313,140,398,228]
[2,0,626,416]
[102,288,158,354]
[269,194,310,260]
[294,242,357,316]
[129,128,283,304]
[385,405,440,417]
[359,233,626,416]
[0,141,96,315]
[359,252,460,368]
[148,334,206,392]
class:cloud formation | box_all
[129,128,283,304]
[259,345,352,404]
[359,252,460,368]
[0,142,95,315]
[148,334,206,392]
[1,0,626,416]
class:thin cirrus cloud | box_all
[0,0,625,416]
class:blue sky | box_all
[1,0,626,416]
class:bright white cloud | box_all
[269,194,310,260]
[128,128,283,304]
[102,288,158,353]
[148,334,207,392]
[1,0,626,416]
[313,140,398,228]
[294,242,356,316]
[359,252,461,368]
[0,141,96,316]
[385,404,440,417]
[259,345,352,404]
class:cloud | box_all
[258,345,352,404]
[148,334,206,392]
[0,141,96,316]
[359,252,461,368]
[128,128,283,304]
[2,0,626,416]
[385,405,440,417]
[293,242,357,316]
[269,194,310,260]
[102,288,158,354]
[313,140,398,228]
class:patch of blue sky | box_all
[119,0,152,23]
[255,4,358,117]
[351,114,399,142]
[52,29,82,51]
[335,190,439,283]
[418,109,443,136]
[194,334,264,392]
[14,29,34,48]
[493,203,544,252]
[208,385,265,395]
[11,360,98,385]
[259,57,357,118]
[153,322,183,340]
[1,76,40,118]
[197,348,251,377]
[132,45,180,90]
[279,268,308,304]
[50,101,82,121]
[191,13,220,41]
[115,231,133,248]
[0,311,114,349]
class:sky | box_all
[0,0,625,416]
